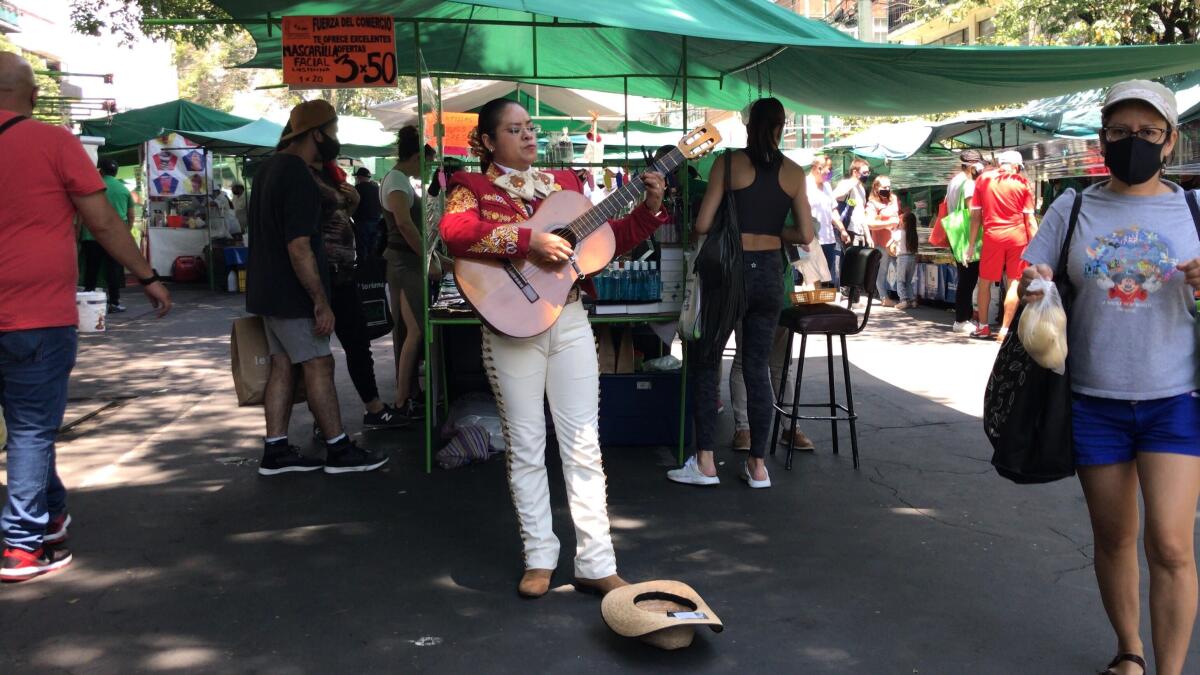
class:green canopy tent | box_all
[174,116,396,159]
[78,99,253,166]
[208,0,1200,117]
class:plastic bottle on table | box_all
[616,261,630,302]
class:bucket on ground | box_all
[76,291,108,332]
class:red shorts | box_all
[979,241,1027,282]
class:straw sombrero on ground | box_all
[601,580,723,650]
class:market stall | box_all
[181,0,1200,471]
[79,100,255,285]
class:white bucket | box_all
[76,291,108,333]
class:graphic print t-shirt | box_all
[1023,182,1200,400]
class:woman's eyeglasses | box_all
[502,125,541,137]
[1102,126,1168,144]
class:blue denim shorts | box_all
[1072,391,1200,466]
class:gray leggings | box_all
[692,250,784,458]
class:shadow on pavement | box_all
[0,288,1187,673]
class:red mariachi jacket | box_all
[440,165,668,269]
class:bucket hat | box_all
[601,580,723,650]
[279,100,337,142]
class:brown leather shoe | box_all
[573,574,629,597]
[731,429,751,451]
[518,568,554,598]
[790,429,815,451]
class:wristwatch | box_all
[138,269,162,286]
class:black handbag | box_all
[983,191,1082,484]
[693,150,747,363]
[354,256,394,341]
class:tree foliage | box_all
[904,0,1200,46]
[70,0,237,48]
[173,30,257,111]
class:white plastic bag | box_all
[442,392,507,451]
[1017,278,1069,375]
[678,236,704,341]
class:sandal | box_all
[1100,653,1146,674]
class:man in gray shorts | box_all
[245,99,388,476]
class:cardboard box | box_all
[659,246,684,262]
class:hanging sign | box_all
[282,15,397,89]
[146,132,210,197]
[424,112,477,155]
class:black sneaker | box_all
[324,439,389,474]
[363,405,410,429]
[108,303,127,313]
[1,545,73,583]
[259,444,324,476]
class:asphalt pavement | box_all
[1,286,1192,673]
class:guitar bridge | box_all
[568,255,585,282]
[503,260,540,304]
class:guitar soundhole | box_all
[551,228,578,247]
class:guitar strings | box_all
[512,144,700,286]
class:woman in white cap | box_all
[1020,80,1200,675]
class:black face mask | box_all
[860,173,871,184]
[878,189,891,200]
[315,129,341,162]
[1104,136,1165,186]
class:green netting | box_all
[212,0,1200,117]
[79,100,253,164]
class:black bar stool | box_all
[771,246,882,470]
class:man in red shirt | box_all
[0,52,171,582]
[967,150,1038,340]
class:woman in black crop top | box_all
[668,98,816,489]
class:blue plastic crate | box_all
[224,246,249,266]
[599,372,691,447]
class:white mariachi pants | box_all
[480,301,617,579]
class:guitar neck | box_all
[565,148,685,240]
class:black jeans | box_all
[955,260,981,323]
[81,240,122,304]
[330,276,380,405]
[692,250,784,458]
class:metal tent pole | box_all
[623,77,629,165]
[414,21,434,474]
[678,36,689,465]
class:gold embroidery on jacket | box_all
[483,211,515,223]
[446,187,478,214]
[467,224,520,256]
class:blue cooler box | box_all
[599,372,691,447]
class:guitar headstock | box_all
[677,124,722,160]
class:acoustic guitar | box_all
[453,124,721,338]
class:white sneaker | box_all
[667,456,720,486]
[739,461,771,489]
[951,321,976,335]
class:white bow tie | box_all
[493,168,555,202]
